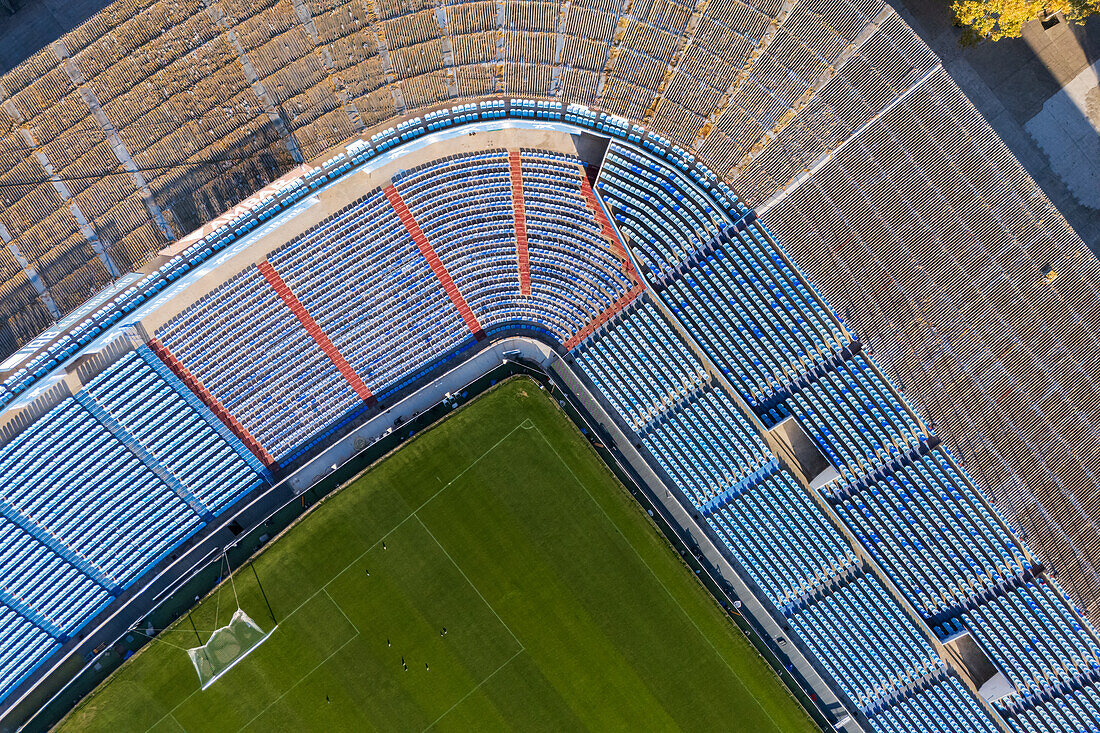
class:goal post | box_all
[188,608,275,690]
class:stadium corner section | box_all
[54,375,819,732]
[6,329,835,732]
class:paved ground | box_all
[888,0,1100,252]
[1026,58,1100,209]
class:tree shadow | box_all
[0,0,116,73]
[891,0,1100,252]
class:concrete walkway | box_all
[1025,58,1100,209]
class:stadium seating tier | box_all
[0,128,1096,733]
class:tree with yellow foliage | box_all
[952,0,1098,41]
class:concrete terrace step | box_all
[510,151,531,296]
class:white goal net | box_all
[188,608,274,689]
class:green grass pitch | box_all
[59,378,814,732]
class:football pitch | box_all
[60,378,814,732]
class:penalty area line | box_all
[323,588,361,636]
[413,514,525,652]
[421,647,525,733]
[232,632,361,732]
[143,419,531,733]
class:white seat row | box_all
[867,676,999,733]
[837,451,1031,617]
[789,573,944,711]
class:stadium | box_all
[0,0,1099,729]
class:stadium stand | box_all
[1002,677,1100,731]
[761,355,929,484]
[0,343,267,704]
[3,0,1099,645]
[262,186,473,402]
[869,676,1000,733]
[83,350,265,514]
[571,147,1100,729]
[831,452,1034,619]
[157,264,367,463]
[787,572,945,711]
[0,0,1091,651]
[153,148,637,465]
[0,516,113,640]
[708,471,860,608]
[574,302,709,433]
[0,0,1098,718]
[0,0,931,362]
[0,114,1096,731]
[597,143,742,278]
[0,397,206,582]
[761,63,1100,621]
[571,299,987,725]
[960,579,1100,697]
[0,608,60,705]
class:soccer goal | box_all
[188,607,275,690]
